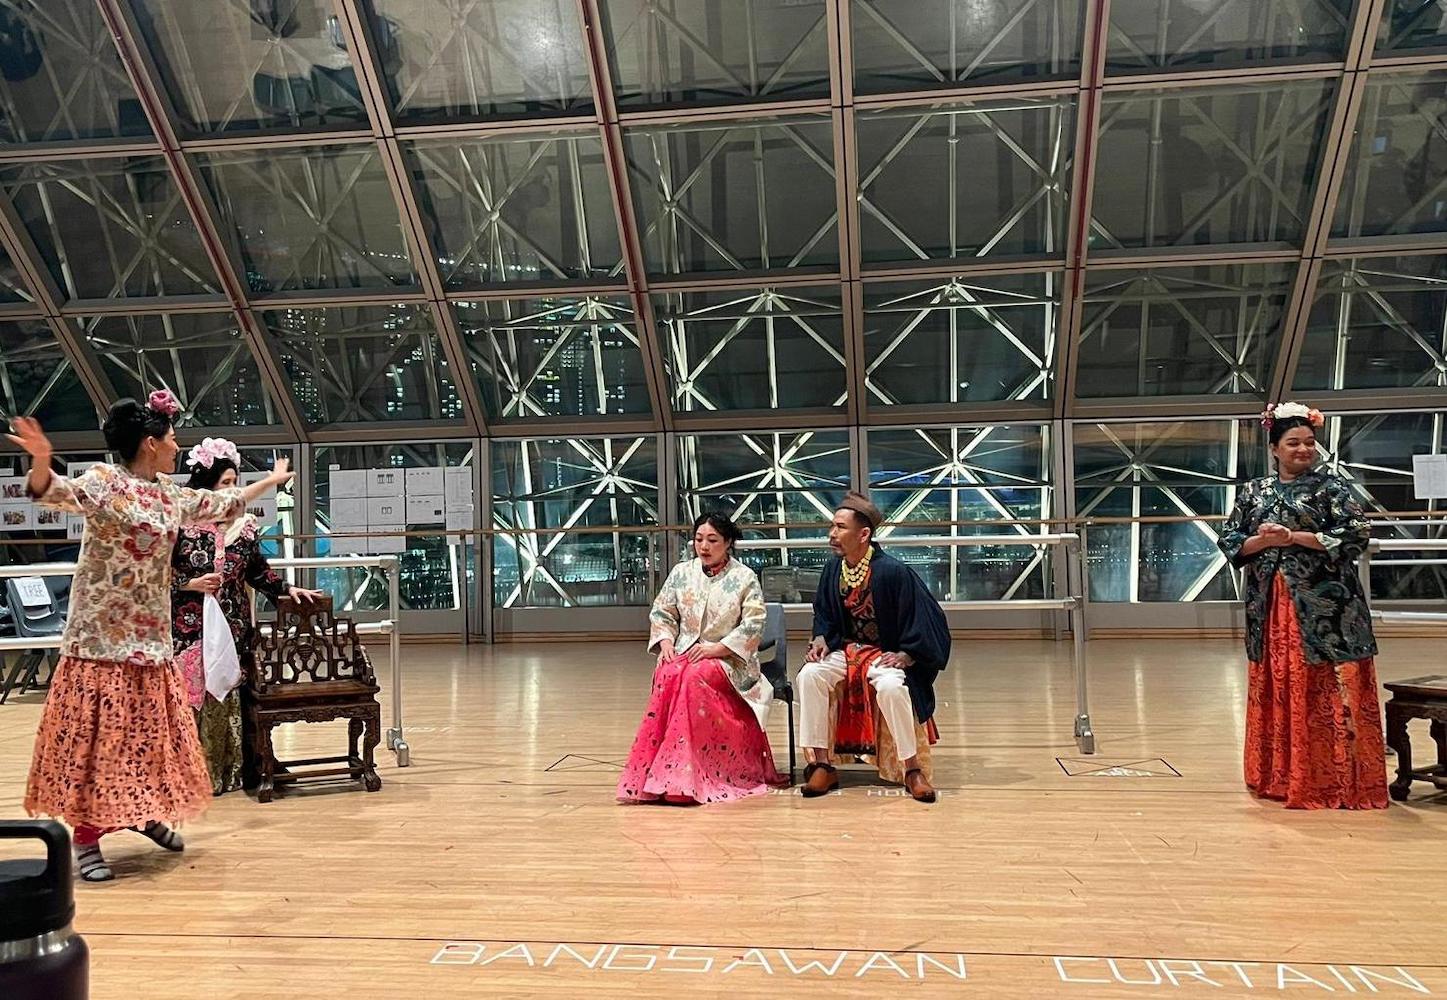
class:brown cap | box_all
[837,490,883,530]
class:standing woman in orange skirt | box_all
[1218,402,1388,810]
[7,393,294,880]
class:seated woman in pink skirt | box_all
[617,513,785,805]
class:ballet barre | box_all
[735,533,1097,754]
[1362,538,1447,629]
[0,555,412,767]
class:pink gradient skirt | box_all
[617,656,785,805]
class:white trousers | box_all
[797,650,918,763]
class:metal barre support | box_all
[271,555,409,768]
[1068,532,1094,754]
[736,533,1081,550]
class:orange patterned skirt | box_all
[25,655,213,829]
[1245,576,1388,810]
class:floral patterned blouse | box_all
[33,464,245,667]
[648,558,766,692]
[1217,467,1376,665]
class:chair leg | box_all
[0,653,25,704]
[348,717,364,773]
[361,706,382,792]
[255,719,277,803]
[787,698,798,787]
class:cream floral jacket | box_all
[34,464,245,667]
[648,558,766,692]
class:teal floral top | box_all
[1217,468,1376,664]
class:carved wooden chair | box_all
[244,595,382,802]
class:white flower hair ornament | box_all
[186,437,241,471]
[1261,401,1324,431]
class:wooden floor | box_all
[2,636,1446,999]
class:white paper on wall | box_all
[406,467,445,496]
[366,496,405,529]
[0,475,25,502]
[368,534,406,555]
[1412,454,1447,500]
[328,468,367,499]
[0,501,33,532]
[444,467,473,509]
[33,507,66,532]
[366,468,405,498]
[445,505,474,533]
[238,472,277,527]
[329,497,368,530]
[405,494,445,525]
[328,533,363,557]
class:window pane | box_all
[655,285,846,413]
[491,436,659,608]
[83,312,281,427]
[456,296,652,420]
[0,0,151,144]
[313,442,474,611]
[1325,410,1447,600]
[852,0,1083,94]
[1296,256,1447,393]
[261,303,465,425]
[1331,72,1447,241]
[0,320,94,431]
[366,0,592,124]
[678,430,851,577]
[624,115,839,276]
[3,158,219,300]
[868,425,1054,601]
[132,0,368,136]
[1074,419,1264,602]
[863,273,1060,406]
[0,243,31,304]
[1077,263,1292,398]
[407,133,621,289]
[1093,80,1334,249]
[1105,0,1351,74]
[857,98,1073,264]
[199,144,417,294]
[1378,0,1447,56]
[600,0,832,108]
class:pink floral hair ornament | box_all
[186,437,241,471]
[147,388,181,419]
[1261,401,1325,431]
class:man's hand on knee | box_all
[805,636,828,662]
[876,651,914,669]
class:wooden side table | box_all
[1383,675,1447,801]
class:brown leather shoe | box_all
[904,768,936,803]
[800,762,839,798]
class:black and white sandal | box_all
[74,843,114,882]
[130,820,185,852]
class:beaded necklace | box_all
[839,545,873,591]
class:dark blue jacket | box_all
[811,544,951,723]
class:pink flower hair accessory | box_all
[147,389,181,418]
[186,437,241,471]
[1261,401,1325,431]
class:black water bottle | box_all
[0,820,88,1000]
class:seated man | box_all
[798,491,951,803]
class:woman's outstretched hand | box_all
[5,417,52,461]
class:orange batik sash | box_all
[833,643,939,756]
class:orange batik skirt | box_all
[1244,576,1388,810]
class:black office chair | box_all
[759,602,796,784]
[1,576,64,704]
